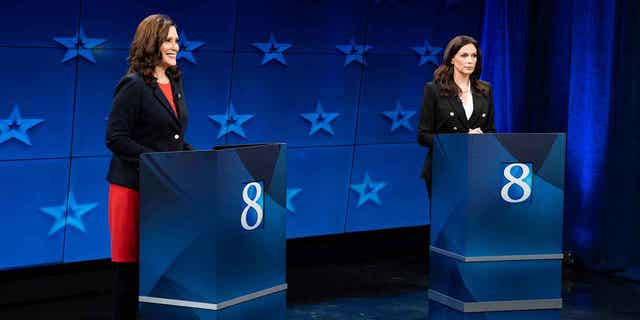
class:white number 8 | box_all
[500,163,532,203]
[241,182,264,231]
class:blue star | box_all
[411,40,442,66]
[336,37,373,66]
[208,103,254,139]
[381,101,416,132]
[350,173,387,208]
[0,104,45,146]
[53,27,106,63]
[177,31,205,64]
[300,101,340,136]
[286,188,302,212]
[40,192,99,236]
[252,33,292,66]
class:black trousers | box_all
[113,262,139,320]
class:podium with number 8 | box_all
[429,133,566,320]
[138,143,287,320]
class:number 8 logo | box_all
[241,182,264,231]
[500,163,532,203]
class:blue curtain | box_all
[602,0,640,280]
[481,0,640,279]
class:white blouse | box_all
[461,81,473,120]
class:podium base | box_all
[429,300,560,320]
[139,287,286,320]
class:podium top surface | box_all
[139,142,286,158]
[212,142,285,151]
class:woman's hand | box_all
[468,128,483,134]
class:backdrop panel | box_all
[62,156,110,263]
[345,143,428,232]
[0,159,70,270]
[0,47,75,160]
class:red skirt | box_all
[108,183,139,263]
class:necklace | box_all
[458,81,471,101]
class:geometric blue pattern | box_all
[410,39,442,66]
[53,27,106,64]
[350,172,387,208]
[300,101,340,136]
[286,188,302,212]
[251,33,292,66]
[381,100,416,132]
[0,104,45,146]
[39,192,99,236]
[208,103,254,139]
[177,31,205,64]
[336,37,373,66]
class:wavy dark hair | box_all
[433,35,490,97]
[127,14,181,85]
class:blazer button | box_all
[450,112,454,117]
[482,113,486,118]
[453,126,457,131]
[174,134,180,140]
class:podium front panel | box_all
[429,134,565,319]
[139,144,286,319]
[432,134,565,257]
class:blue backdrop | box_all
[2,0,637,282]
[0,0,484,269]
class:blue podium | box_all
[428,133,565,320]
[137,143,287,320]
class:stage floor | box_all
[1,254,639,319]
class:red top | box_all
[158,82,178,116]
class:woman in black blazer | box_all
[105,14,193,320]
[417,35,496,197]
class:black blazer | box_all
[106,73,193,190]
[417,81,496,182]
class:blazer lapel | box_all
[170,81,188,128]
[448,96,469,130]
[152,84,181,127]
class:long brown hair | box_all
[433,35,489,97]
[127,14,181,85]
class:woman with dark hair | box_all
[105,14,193,319]
[417,35,496,197]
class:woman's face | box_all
[160,26,179,68]
[451,43,477,76]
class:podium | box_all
[428,134,565,320]
[137,143,287,320]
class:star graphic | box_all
[53,27,106,63]
[336,37,373,66]
[177,31,205,64]
[350,172,387,208]
[286,188,302,212]
[208,103,254,139]
[252,33,293,66]
[411,40,442,66]
[0,104,45,146]
[381,101,416,132]
[40,192,99,236]
[300,101,340,136]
